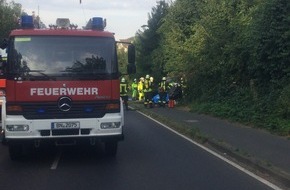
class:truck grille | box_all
[40,128,91,136]
[7,101,120,119]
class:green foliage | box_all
[276,84,290,119]
[250,0,290,88]
[0,0,22,41]
[135,0,290,135]
[134,0,169,80]
[159,0,200,79]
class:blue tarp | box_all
[152,93,169,104]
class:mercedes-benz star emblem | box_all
[58,96,72,112]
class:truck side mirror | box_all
[128,44,135,64]
[127,63,136,74]
[127,44,136,74]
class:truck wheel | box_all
[9,144,23,160]
[105,141,118,157]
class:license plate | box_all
[51,122,80,130]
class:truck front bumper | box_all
[4,113,124,142]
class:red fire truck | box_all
[0,15,136,160]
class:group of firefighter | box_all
[120,74,185,110]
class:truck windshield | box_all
[8,36,117,79]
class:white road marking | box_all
[50,149,62,170]
[137,110,283,190]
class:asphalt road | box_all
[148,106,290,175]
[0,110,275,190]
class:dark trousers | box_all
[120,95,128,110]
[159,91,167,104]
[144,91,153,104]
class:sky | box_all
[9,0,161,40]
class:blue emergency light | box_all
[91,17,105,30]
[84,106,94,113]
[36,108,46,114]
[21,15,34,29]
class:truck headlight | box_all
[100,122,121,129]
[6,125,29,131]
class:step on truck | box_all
[0,15,136,160]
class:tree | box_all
[135,0,290,133]
[250,0,290,89]
[159,0,200,80]
[134,0,169,80]
[0,0,22,41]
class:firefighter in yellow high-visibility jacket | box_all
[137,77,144,101]
[143,74,153,108]
[131,78,138,101]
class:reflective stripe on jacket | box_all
[120,82,128,96]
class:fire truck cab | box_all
[0,15,136,160]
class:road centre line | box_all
[137,110,283,190]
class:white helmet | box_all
[145,74,150,79]
[162,77,166,81]
[121,77,125,82]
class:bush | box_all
[190,86,290,136]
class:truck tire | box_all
[104,141,118,157]
[9,143,23,160]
